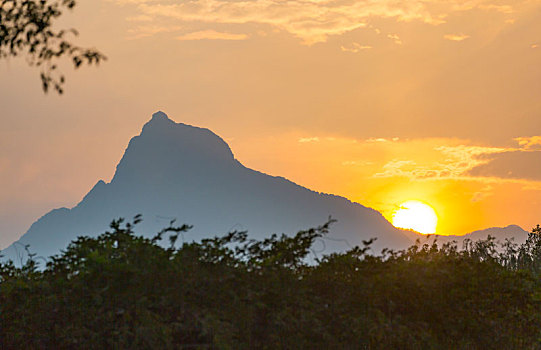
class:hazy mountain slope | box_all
[3,112,415,263]
[404,225,530,248]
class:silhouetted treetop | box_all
[2,217,541,348]
[0,0,105,94]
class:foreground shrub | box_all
[1,218,541,349]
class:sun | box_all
[392,200,438,234]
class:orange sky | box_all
[1,0,541,247]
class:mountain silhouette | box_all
[4,111,421,263]
[399,224,529,250]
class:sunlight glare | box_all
[392,200,438,234]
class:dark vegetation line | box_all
[1,217,541,349]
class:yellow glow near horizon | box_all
[392,200,438,234]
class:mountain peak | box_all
[111,111,236,185]
[142,111,175,130]
[2,110,416,263]
[150,111,173,124]
[152,110,169,120]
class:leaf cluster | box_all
[0,0,105,93]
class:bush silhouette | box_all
[1,217,541,348]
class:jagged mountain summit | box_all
[4,112,418,263]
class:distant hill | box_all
[3,111,416,264]
[404,225,530,248]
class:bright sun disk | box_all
[392,200,438,234]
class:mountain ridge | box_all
[402,224,530,248]
[1,111,527,263]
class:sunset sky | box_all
[1,0,541,248]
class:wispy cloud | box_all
[387,34,402,45]
[514,136,541,149]
[341,43,372,53]
[111,0,527,44]
[365,137,399,143]
[477,4,514,13]
[374,144,509,180]
[127,24,182,39]
[371,136,541,184]
[298,137,320,143]
[176,30,248,41]
[467,151,541,181]
[471,185,494,202]
[342,160,374,166]
[444,34,470,41]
